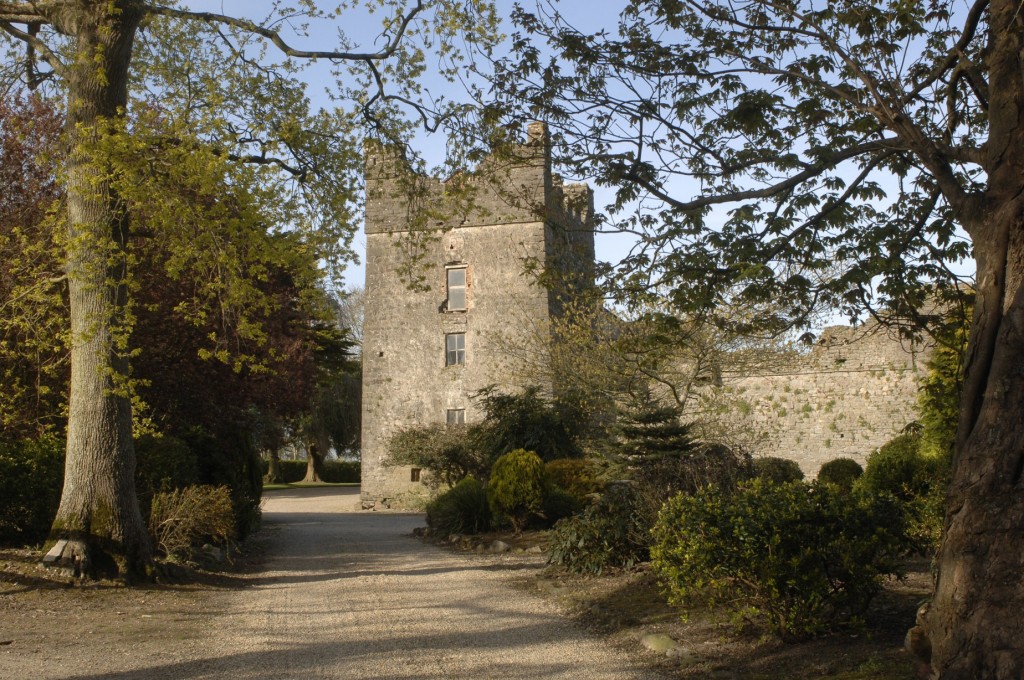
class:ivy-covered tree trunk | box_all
[44,1,151,580]
[914,217,1024,680]
[913,3,1024,675]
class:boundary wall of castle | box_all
[693,323,930,476]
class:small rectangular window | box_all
[411,468,422,483]
[447,267,467,311]
[446,409,466,425]
[446,333,465,366]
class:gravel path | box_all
[6,486,657,679]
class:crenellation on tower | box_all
[359,123,595,509]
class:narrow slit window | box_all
[446,409,466,425]
[446,333,465,366]
[447,267,467,311]
[411,468,422,483]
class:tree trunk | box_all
[913,233,1024,679]
[264,448,285,485]
[906,4,1024,676]
[303,443,325,483]
[43,1,151,580]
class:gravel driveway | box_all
[3,486,657,679]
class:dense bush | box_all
[149,485,236,560]
[487,448,545,532]
[857,431,948,552]
[651,480,909,640]
[753,456,805,484]
[817,457,863,491]
[547,482,649,574]
[182,428,263,540]
[135,434,199,517]
[425,477,490,537]
[857,432,939,500]
[538,485,581,527]
[634,442,752,498]
[474,385,585,463]
[544,458,603,504]
[0,436,64,545]
[918,305,968,460]
[319,460,360,483]
[386,423,488,488]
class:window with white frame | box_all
[446,267,467,311]
[445,333,465,366]
[446,408,466,425]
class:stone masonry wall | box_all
[696,323,931,476]
[360,123,594,508]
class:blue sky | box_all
[179,1,633,292]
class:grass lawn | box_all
[262,482,360,491]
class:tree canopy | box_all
[485,0,978,329]
[0,0,499,580]
[480,2,1024,678]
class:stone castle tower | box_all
[360,122,594,509]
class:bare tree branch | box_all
[147,2,426,62]
[0,20,67,78]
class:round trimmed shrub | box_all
[857,432,948,552]
[753,456,805,484]
[651,479,909,640]
[544,458,603,504]
[487,448,545,533]
[425,476,490,537]
[817,457,863,491]
[857,432,940,500]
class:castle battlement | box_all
[364,122,593,237]
[360,123,595,509]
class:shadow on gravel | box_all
[58,615,655,680]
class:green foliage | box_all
[817,458,864,492]
[538,485,581,527]
[637,442,752,498]
[486,449,545,533]
[148,485,236,560]
[474,385,585,463]
[651,480,909,640]
[918,306,970,461]
[547,482,649,574]
[486,1,976,330]
[0,96,68,439]
[544,458,604,504]
[425,477,491,537]
[387,423,488,488]
[0,436,64,546]
[858,432,937,500]
[135,434,199,507]
[753,456,805,485]
[317,460,360,484]
[857,431,948,552]
[182,428,263,540]
[617,398,696,461]
[617,396,751,503]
